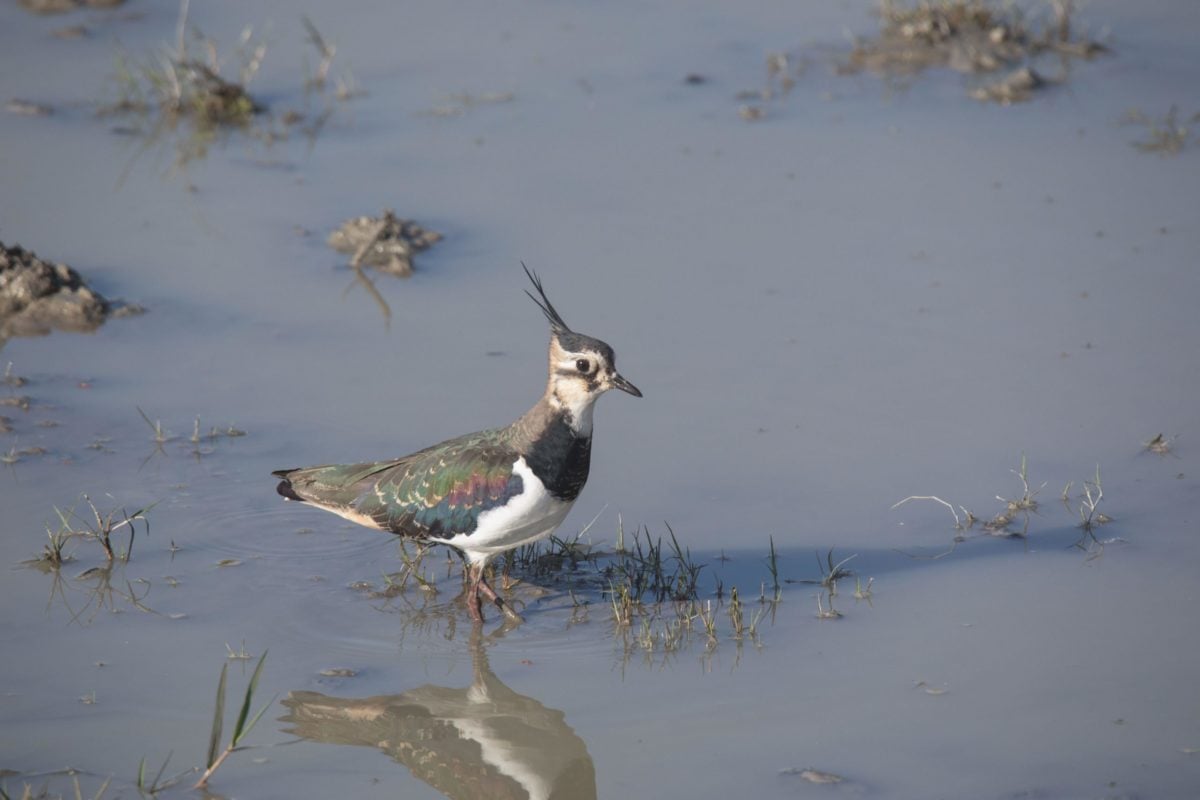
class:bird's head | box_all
[524,265,641,432]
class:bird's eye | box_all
[576,359,591,373]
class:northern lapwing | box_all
[273,266,641,623]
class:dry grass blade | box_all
[892,494,963,529]
[302,16,335,88]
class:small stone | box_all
[52,24,89,38]
[780,767,845,784]
[6,99,53,116]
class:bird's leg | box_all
[451,550,485,623]
[465,563,485,624]
[475,569,524,624]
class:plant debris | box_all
[1143,433,1176,456]
[5,99,54,116]
[18,0,123,14]
[839,0,1106,101]
[969,66,1045,104]
[100,8,361,169]
[318,668,357,678]
[327,210,443,278]
[1122,106,1198,156]
[1,241,143,343]
[425,91,515,118]
[104,34,265,140]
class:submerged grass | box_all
[366,521,874,663]
[102,0,361,170]
[4,655,273,796]
[0,775,112,800]
[136,406,247,465]
[32,494,155,567]
[893,454,1119,558]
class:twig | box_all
[892,495,964,529]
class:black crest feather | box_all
[522,262,573,335]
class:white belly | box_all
[443,457,573,564]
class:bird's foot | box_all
[476,576,525,624]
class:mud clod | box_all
[327,210,442,277]
[840,1,1105,100]
[1,242,141,343]
[970,66,1046,104]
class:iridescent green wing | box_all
[277,429,523,540]
[371,430,524,539]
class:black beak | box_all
[611,372,642,397]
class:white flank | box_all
[317,503,384,530]
[445,457,572,563]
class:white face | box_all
[546,337,640,433]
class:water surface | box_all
[1,1,1198,797]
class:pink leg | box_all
[465,564,485,623]
[475,570,524,624]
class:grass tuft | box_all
[34,495,155,566]
[102,1,362,170]
[193,651,272,790]
[894,454,1116,555]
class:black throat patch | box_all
[524,413,592,501]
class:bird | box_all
[272,266,641,623]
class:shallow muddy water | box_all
[2,1,1199,798]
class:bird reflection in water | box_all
[280,634,596,800]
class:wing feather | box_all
[275,429,523,540]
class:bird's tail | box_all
[272,469,306,502]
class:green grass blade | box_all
[206,663,228,768]
[237,692,278,748]
[231,651,268,746]
[151,750,173,791]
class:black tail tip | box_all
[274,474,304,502]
